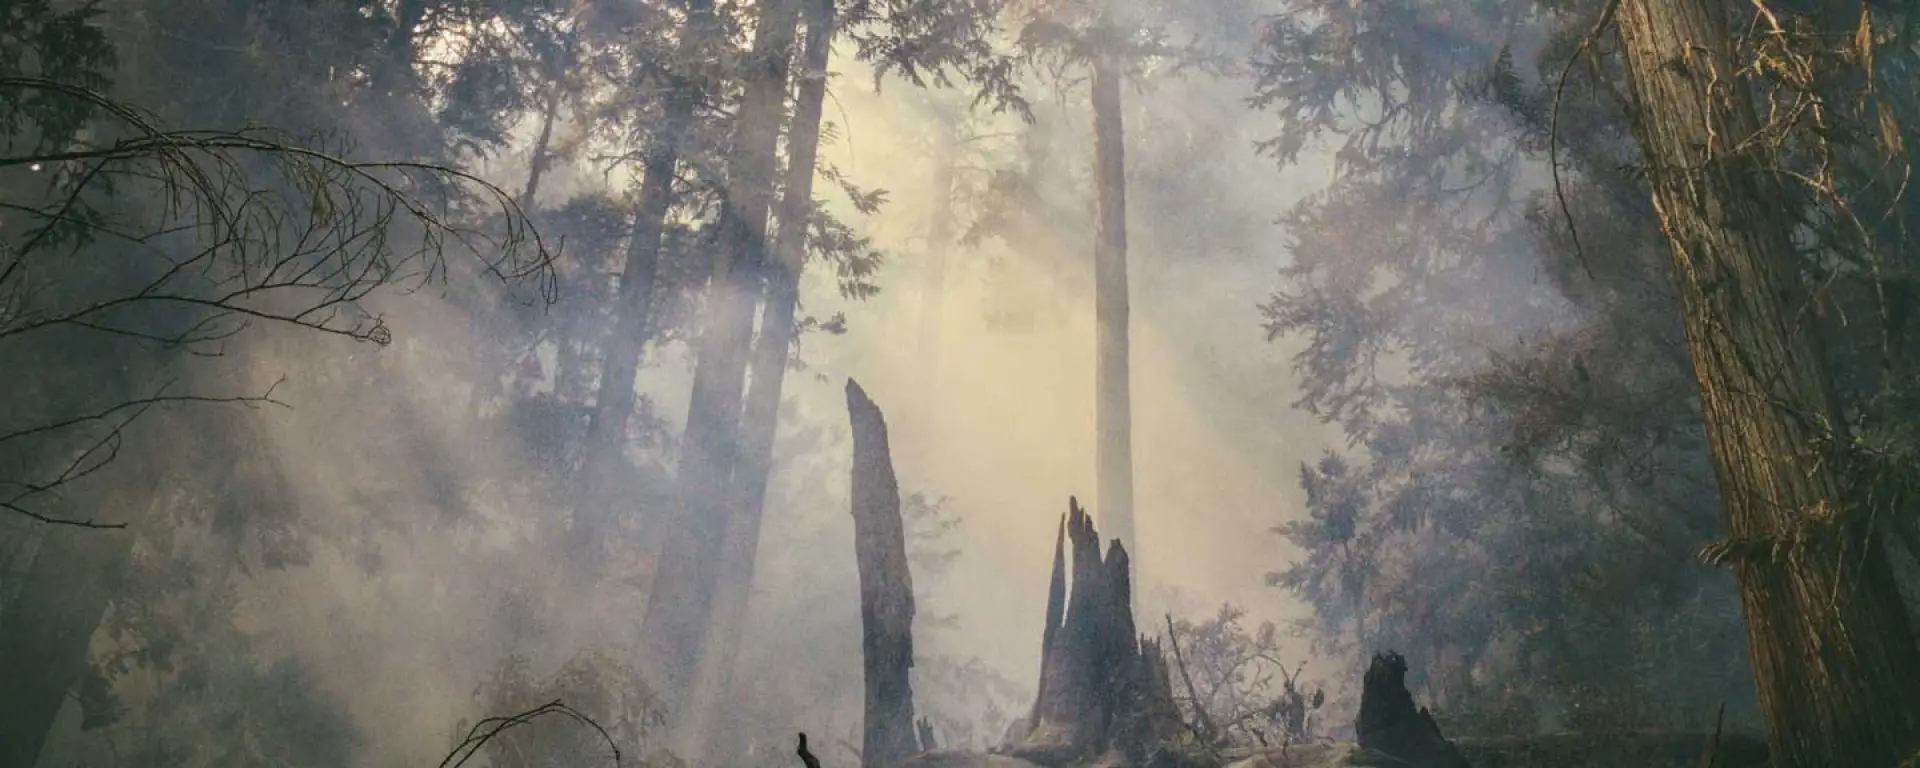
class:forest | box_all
[4,0,1920,766]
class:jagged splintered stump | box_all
[1003,498,1181,766]
[1355,652,1470,768]
[847,379,921,768]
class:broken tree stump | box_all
[1007,497,1181,765]
[918,717,939,752]
[847,379,921,768]
[1355,652,1470,768]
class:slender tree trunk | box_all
[678,0,835,755]
[519,84,562,211]
[526,84,593,409]
[1090,52,1135,573]
[1614,0,1920,764]
[567,0,719,582]
[845,379,921,768]
[380,0,425,98]
[911,127,958,431]
[639,0,801,724]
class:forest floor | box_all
[895,730,1770,768]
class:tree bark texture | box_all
[1614,0,1920,764]
[568,0,719,583]
[680,0,837,753]
[1090,55,1135,569]
[1010,498,1178,766]
[846,379,921,768]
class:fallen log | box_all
[1005,498,1182,765]
[847,379,921,768]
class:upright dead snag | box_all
[1009,498,1179,765]
[1355,652,1469,768]
[846,379,920,767]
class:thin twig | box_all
[1548,0,1623,282]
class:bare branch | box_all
[439,700,622,768]
[2,76,560,527]
[0,378,290,527]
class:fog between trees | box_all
[9,0,1920,766]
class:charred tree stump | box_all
[917,717,938,752]
[1008,498,1180,765]
[847,379,921,768]
[1355,652,1470,768]
[799,733,823,768]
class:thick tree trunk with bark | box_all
[639,0,801,724]
[1008,498,1178,766]
[1090,54,1135,569]
[846,379,921,768]
[680,0,837,753]
[0,526,136,768]
[568,0,719,582]
[1614,0,1920,764]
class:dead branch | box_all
[797,732,823,768]
[1164,613,1223,746]
[1,77,556,527]
[440,700,621,768]
[0,378,290,527]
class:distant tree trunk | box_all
[911,126,958,431]
[1614,0,1920,764]
[1090,51,1135,572]
[567,0,720,583]
[845,379,921,768]
[679,0,836,754]
[379,0,425,98]
[639,0,802,727]
[519,84,562,211]
[527,82,589,408]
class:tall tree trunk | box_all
[639,0,801,725]
[0,528,134,768]
[567,0,719,582]
[911,126,959,432]
[0,472,164,768]
[678,0,836,755]
[1090,52,1135,576]
[845,379,921,768]
[1614,0,1920,764]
